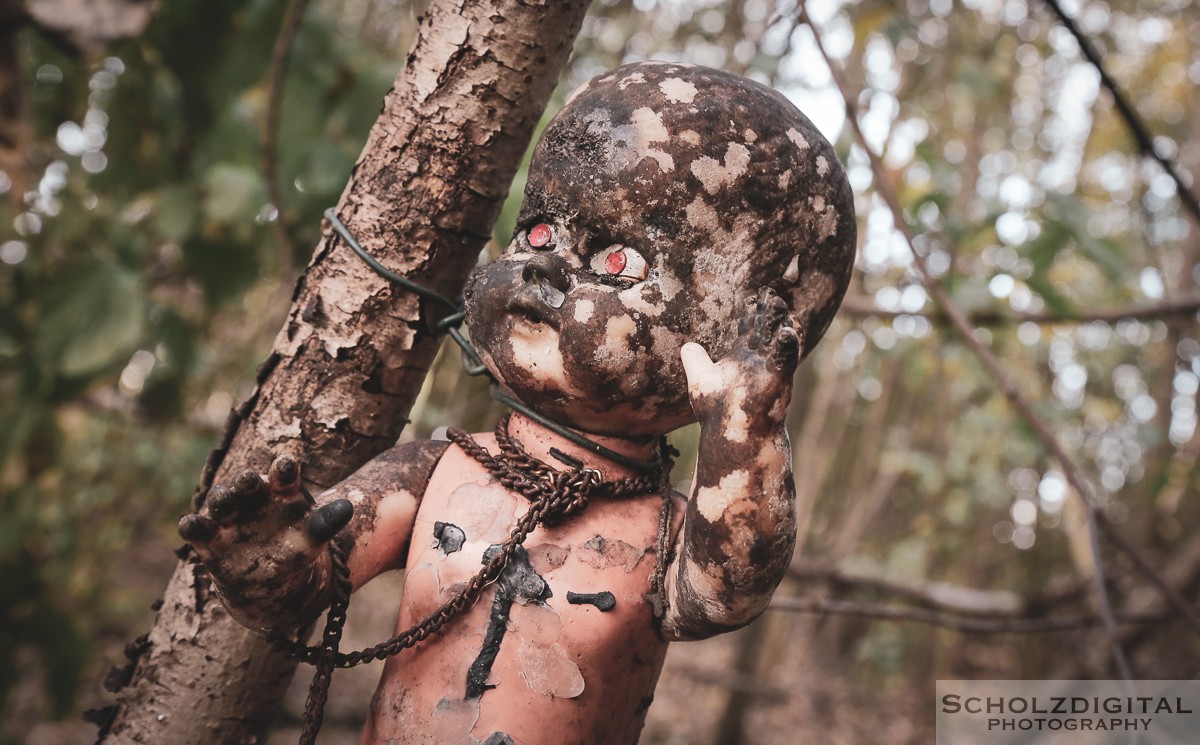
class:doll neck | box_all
[505,412,661,482]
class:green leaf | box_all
[1049,195,1129,280]
[301,141,356,197]
[954,58,1002,98]
[182,235,260,304]
[1067,225,1128,281]
[947,277,995,315]
[154,184,199,242]
[1019,219,1077,316]
[202,163,265,225]
[36,263,145,379]
[1025,273,1076,318]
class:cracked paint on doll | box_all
[465,545,553,699]
[433,521,465,556]
[443,482,518,545]
[579,535,645,573]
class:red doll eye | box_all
[589,245,649,281]
[528,223,552,248]
[604,250,626,274]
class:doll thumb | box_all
[680,342,720,397]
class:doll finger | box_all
[751,289,784,347]
[268,456,302,499]
[178,513,218,544]
[737,295,759,338]
[206,485,240,523]
[681,342,723,399]
[233,470,269,511]
[307,499,354,543]
[680,342,715,377]
[763,292,788,334]
[773,325,800,370]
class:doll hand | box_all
[680,287,799,429]
[177,456,353,631]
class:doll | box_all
[179,61,856,744]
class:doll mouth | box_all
[507,293,561,330]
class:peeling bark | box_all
[99,1,591,742]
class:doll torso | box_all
[360,432,672,745]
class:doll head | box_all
[464,62,856,438]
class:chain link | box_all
[297,534,352,745]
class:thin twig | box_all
[791,562,1023,617]
[839,293,1200,326]
[1038,0,1200,227]
[798,5,1200,681]
[790,561,1099,618]
[769,596,1180,635]
[261,0,313,278]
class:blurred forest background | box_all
[2,0,1200,742]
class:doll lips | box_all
[507,289,562,329]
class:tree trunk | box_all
[99,1,591,741]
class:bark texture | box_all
[100,1,591,741]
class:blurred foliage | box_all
[0,0,410,736]
[3,0,1200,743]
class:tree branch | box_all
[260,0,312,278]
[839,293,1200,326]
[768,596,1181,635]
[790,562,1024,617]
[1037,0,1200,227]
[790,560,1115,620]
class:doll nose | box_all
[521,254,570,293]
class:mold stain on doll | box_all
[580,535,644,573]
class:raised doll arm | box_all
[661,291,799,641]
[178,439,448,632]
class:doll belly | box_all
[361,484,671,744]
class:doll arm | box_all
[178,439,448,632]
[660,290,799,641]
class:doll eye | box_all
[589,246,648,281]
[528,223,553,248]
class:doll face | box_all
[464,63,856,438]
[464,183,717,438]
